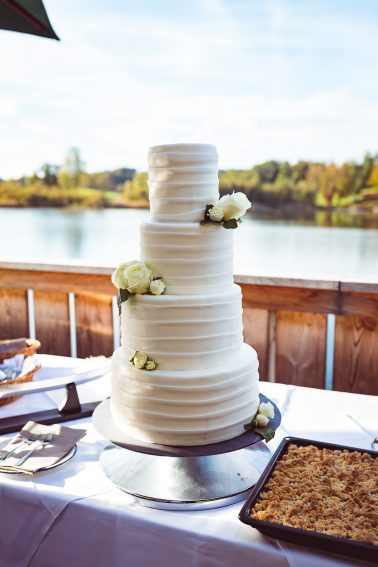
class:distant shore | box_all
[0,196,377,215]
[2,155,378,214]
[0,195,377,212]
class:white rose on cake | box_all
[258,401,275,419]
[208,205,224,222]
[132,351,148,369]
[112,259,167,312]
[112,261,133,289]
[125,262,153,294]
[218,192,251,221]
[129,351,157,371]
[112,261,153,294]
[150,279,166,295]
[255,413,269,427]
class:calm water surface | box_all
[0,208,377,280]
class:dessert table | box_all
[0,355,376,567]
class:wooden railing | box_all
[0,261,377,395]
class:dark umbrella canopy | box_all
[0,0,59,40]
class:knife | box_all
[0,362,111,400]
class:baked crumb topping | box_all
[250,444,378,546]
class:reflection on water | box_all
[0,207,377,280]
[61,212,86,258]
[253,208,378,229]
[38,210,86,258]
[315,210,378,229]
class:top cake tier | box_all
[148,143,219,222]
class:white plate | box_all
[0,444,77,475]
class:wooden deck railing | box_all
[0,261,377,395]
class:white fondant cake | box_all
[111,143,259,446]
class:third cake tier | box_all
[121,284,243,370]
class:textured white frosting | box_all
[111,343,259,446]
[121,285,243,370]
[110,143,260,447]
[148,143,217,158]
[140,221,234,294]
[148,143,219,222]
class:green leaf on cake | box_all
[244,421,275,442]
[200,203,243,229]
[222,218,239,229]
[128,351,137,363]
[200,204,215,225]
[244,400,276,442]
[204,204,213,220]
[254,426,275,443]
[117,288,132,315]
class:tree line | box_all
[219,154,378,208]
[124,153,378,209]
[0,148,135,207]
[1,148,377,209]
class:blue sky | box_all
[1,0,378,177]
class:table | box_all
[0,355,376,567]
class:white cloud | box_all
[0,0,377,177]
[0,98,18,117]
[196,0,228,16]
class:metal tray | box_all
[239,437,378,564]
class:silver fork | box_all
[14,432,54,467]
[0,433,40,462]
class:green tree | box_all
[39,163,59,186]
[123,172,148,201]
[299,163,324,204]
[334,163,355,201]
[319,163,338,206]
[292,161,309,183]
[367,162,378,187]
[255,160,280,183]
[359,153,374,190]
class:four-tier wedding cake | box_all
[110,143,260,446]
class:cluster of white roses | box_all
[204,192,251,228]
[129,351,156,371]
[254,401,275,427]
[112,261,166,296]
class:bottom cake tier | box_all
[111,343,259,446]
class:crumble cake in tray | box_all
[239,437,378,563]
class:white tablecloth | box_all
[0,355,376,567]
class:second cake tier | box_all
[140,221,234,295]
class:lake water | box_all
[0,208,377,280]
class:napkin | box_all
[0,421,86,474]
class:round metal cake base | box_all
[93,395,281,510]
[99,442,271,510]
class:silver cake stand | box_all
[92,394,281,510]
